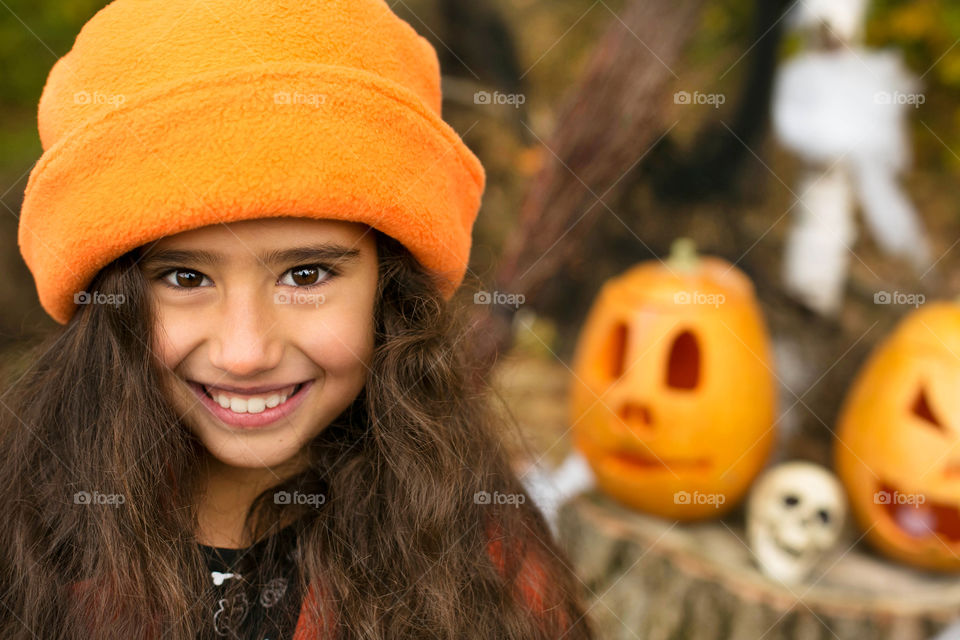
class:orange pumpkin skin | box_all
[835,302,960,571]
[569,253,777,520]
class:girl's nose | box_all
[207,294,284,377]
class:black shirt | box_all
[198,521,304,639]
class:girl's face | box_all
[141,217,378,471]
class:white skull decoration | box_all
[746,461,847,585]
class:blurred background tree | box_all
[868,0,960,169]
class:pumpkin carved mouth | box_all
[878,481,960,543]
[608,451,712,472]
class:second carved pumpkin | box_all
[835,301,960,571]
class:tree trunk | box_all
[558,490,960,640]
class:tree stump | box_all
[557,490,960,640]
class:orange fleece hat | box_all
[19,0,486,325]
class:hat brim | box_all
[20,63,485,324]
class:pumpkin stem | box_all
[669,237,699,272]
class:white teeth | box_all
[207,384,298,415]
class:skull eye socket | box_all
[666,330,700,390]
[783,494,799,508]
[817,509,830,524]
[911,385,945,432]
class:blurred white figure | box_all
[771,4,931,315]
[932,620,960,640]
[781,164,856,315]
[519,449,596,538]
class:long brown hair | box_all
[0,229,595,639]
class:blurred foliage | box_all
[867,0,960,169]
[688,0,755,65]
[869,0,960,86]
[0,1,107,174]
[0,0,106,108]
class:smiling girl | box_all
[0,1,595,638]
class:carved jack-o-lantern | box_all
[569,240,777,520]
[835,301,960,571]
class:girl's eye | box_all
[279,264,338,288]
[157,264,337,290]
[161,269,212,289]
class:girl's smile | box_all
[187,378,317,429]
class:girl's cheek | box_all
[151,307,204,371]
[300,308,375,374]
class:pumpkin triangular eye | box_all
[666,330,700,390]
[911,385,945,431]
